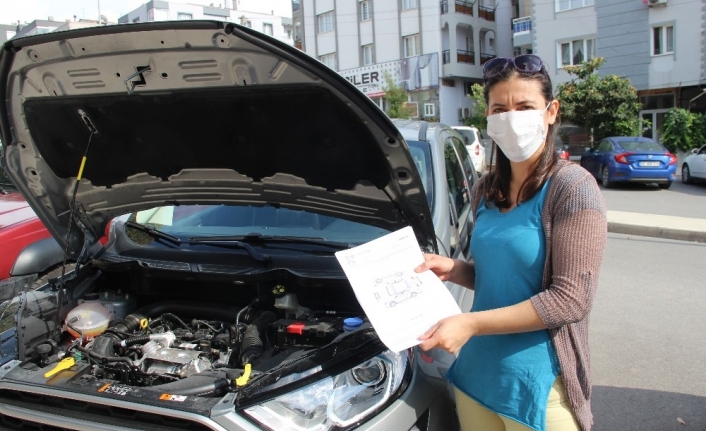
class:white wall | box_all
[495,0,514,58]
[337,0,358,70]
[235,0,292,18]
[374,0,401,63]
[648,0,702,88]
[533,1,597,87]
[439,79,473,126]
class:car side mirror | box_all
[693,148,699,154]
[584,147,592,153]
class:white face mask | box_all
[487,102,551,163]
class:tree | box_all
[382,73,411,119]
[464,83,487,130]
[660,108,706,153]
[556,57,643,142]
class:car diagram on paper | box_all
[335,226,461,352]
[374,271,423,308]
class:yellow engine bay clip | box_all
[235,363,252,387]
[44,357,76,378]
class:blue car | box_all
[580,136,677,189]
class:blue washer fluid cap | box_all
[343,317,364,331]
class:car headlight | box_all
[243,349,409,431]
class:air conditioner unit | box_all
[458,108,464,120]
[647,0,667,6]
[463,108,470,118]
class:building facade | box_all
[294,0,506,126]
[118,0,293,46]
[517,0,705,139]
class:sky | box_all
[1,0,222,25]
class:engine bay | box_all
[2,263,378,402]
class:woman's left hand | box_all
[418,313,477,354]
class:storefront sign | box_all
[339,53,439,98]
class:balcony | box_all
[443,49,476,65]
[478,5,495,21]
[440,0,473,16]
[480,53,496,65]
[512,16,532,47]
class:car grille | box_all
[0,390,214,431]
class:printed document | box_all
[335,226,462,352]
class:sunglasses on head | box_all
[482,54,546,81]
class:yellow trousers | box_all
[454,377,581,431]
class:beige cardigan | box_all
[470,160,607,431]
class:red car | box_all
[0,189,66,300]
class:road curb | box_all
[607,222,706,244]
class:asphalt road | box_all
[590,233,706,431]
[597,177,706,219]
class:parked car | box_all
[452,125,486,174]
[554,135,570,160]
[681,144,706,184]
[580,136,677,189]
[0,186,66,301]
[0,22,472,431]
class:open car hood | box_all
[0,21,435,259]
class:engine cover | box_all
[142,348,212,378]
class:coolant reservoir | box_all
[65,302,111,341]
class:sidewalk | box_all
[607,210,706,243]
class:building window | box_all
[319,53,337,70]
[317,11,335,33]
[363,44,374,65]
[424,103,436,117]
[559,38,595,66]
[556,0,594,12]
[402,0,418,10]
[177,12,193,20]
[263,23,273,36]
[132,17,140,23]
[652,25,674,56]
[361,1,372,21]
[442,78,455,87]
[403,34,420,57]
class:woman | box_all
[415,54,607,431]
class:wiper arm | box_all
[189,233,351,250]
[187,237,272,267]
[124,221,181,246]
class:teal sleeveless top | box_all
[447,179,560,431]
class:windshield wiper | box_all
[189,233,352,250]
[124,221,181,246]
[187,237,272,266]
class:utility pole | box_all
[97,0,101,25]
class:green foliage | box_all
[661,108,706,153]
[556,57,643,141]
[464,83,487,130]
[382,73,411,119]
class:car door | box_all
[449,133,478,252]
[582,141,601,176]
[692,145,706,177]
[442,135,472,260]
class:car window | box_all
[444,138,471,220]
[699,146,706,155]
[450,136,477,190]
[124,205,390,245]
[617,140,664,151]
[455,129,478,146]
[597,140,613,152]
[407,140,434,209]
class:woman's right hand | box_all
[414,253,456,281]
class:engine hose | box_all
[73,344,134,366]
[113,313,147,334]
[161,313,190,330]
[239,311,277,365]
[116,335,151,348]
[143,377,231,397]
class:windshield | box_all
[617,140,665,151]
[455,129,479,146]
[123,205,390,245]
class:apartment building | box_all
[119,0,294,46]
[515,0,705,139]
[294,0,506,126]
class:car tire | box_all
[31,263,75,289]
[682,164,693,184]
[601,166,613,188]
[658,182,672,190]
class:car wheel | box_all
[601,166,613,188]
[682,164,693,184]
[31,263,75,289]
[658,182,672,190]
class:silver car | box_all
[0,22,472,431]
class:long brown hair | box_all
[482,68,559,209]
